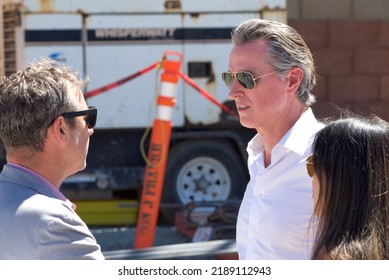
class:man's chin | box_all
[239,120,255,130]
[71,164,87,175]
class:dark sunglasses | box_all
[306,155,314,177]
[221,71,277,90]
[61,106,97,129]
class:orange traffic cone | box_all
[134,51,182,248]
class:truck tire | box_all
[160,140,247,224]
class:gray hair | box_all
[0,57,88,152]
[231,19,316,106]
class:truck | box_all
[0,0,286,224]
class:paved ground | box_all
[91,226,191,252]
[89,202,239,258]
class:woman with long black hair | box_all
[307,115,389,259]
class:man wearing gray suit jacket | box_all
[0,57,104,259]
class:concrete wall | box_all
[288,0,389,121]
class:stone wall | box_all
[288,0,389,121]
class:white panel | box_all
[24,46,84,73]
[85,14,184,129]
[86,14,179,28]
[23,14,84,78]
[24,14,82,29]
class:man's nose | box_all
[228,82,244,99]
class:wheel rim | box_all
[175,156,231,204]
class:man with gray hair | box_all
[222,19,323,259]
[0,57,104,259]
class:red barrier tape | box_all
[84,61,159,99]
[178,71,238,118]
[83,59,237,117]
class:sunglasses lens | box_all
[307,165,314,177]
[306,155,314,177]
[86,116,94,128]
[221,72,234,89]
[236,72,255,89]
[86,108,97,128]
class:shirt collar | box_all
[6,162,76,210]
[279,108,322,155]
[248,108,323,156]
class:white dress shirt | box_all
[236,108,323,259]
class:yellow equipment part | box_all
[74,200,138,226]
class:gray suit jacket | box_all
[0,164,104,259]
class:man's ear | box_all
[48,116,67,145]
[287,67,303,95]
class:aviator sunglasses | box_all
[306,155,314,177]
[61,106,97,129]
[221,71,277,90]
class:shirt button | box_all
[251,228,256,235]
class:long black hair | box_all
[311,116,389,259]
